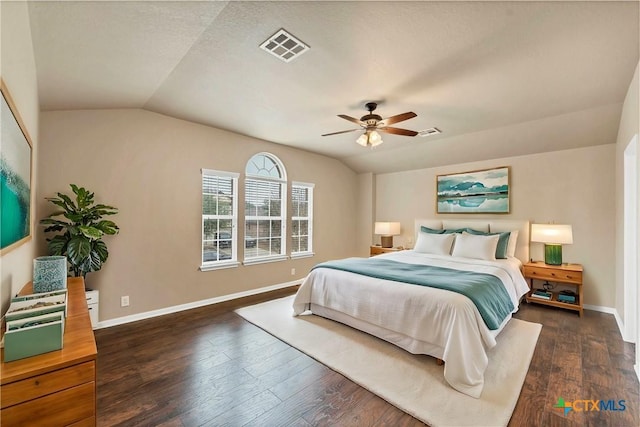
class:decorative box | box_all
[33,256,67,293]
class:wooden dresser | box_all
[1,277,97,426]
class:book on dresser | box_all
[530,290,552,300]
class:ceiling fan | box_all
[322,102,418,147]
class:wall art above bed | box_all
[436,166,510,214]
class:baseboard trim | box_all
[583,303,617,315]
[613,309,628,341]
[96,279,302,329]
[584,304,635,344]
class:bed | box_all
[292,219,531,398]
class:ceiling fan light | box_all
[356,133,368,147]
[369,130,383,146]
[356,130,384,147]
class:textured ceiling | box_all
[28,1,639,173]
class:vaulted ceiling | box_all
[28,1,639,173]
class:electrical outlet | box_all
[121,296,130,307]
[291,268,296,275]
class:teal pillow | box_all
[420,226,467,235]
[465,229,511,259]
[443,228,468,234]
[420,226,445,234]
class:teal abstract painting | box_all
[437,167,510,214]
[1,86,32,251]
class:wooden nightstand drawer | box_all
[523,265,582,284]
[370,246,402,256]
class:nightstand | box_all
[370,246,403,256]
[523,261,583,317]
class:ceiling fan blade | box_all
[378,127,418,137]
[322,129,361,137]
[338,114,364,126]
[379,112,417,126]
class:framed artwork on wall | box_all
[436,166,510,214]
[1,80,33,253]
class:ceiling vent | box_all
[260,28,309,63]
[418,127,442,137]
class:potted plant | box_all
[40,184,119,278]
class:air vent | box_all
[260,28,309,63]
[418,127,442,137]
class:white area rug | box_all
[235,296,542,427]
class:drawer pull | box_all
[551,273,556,276]
[34,380,40,386]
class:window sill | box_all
[291,252,315,259]
[200,261,240,272]
[243,254,289,266]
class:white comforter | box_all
[292,250,530,398]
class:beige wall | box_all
[371,144,616,308]
[615,61,639,326]
[355,173,375,257]
[0,2,40,314]
[38,109,358,321]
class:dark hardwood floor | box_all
[95,289,639,427]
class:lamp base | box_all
[544,244,563,265]
[381,236,393,248]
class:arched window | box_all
[244,153,287,263]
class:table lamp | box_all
[531,224,573,265]
[375,222,401,248]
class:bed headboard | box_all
[414,219,530,264]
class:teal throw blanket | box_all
[313,258,513,330]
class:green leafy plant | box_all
[40,184,119,278]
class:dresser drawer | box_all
[1,361,95,408]
[85,290,99,305]
[524,266,582,285]
[1,381,95,426]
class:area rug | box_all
[235,296,541,427]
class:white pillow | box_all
[414,232,455,255]
[451,233,499,261]
[507,230,519,258]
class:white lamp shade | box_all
[356,131,384,147]
[374,222,401,236]
[531,224,573,244]
[356,133,368,147]
[368,130,383,147]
